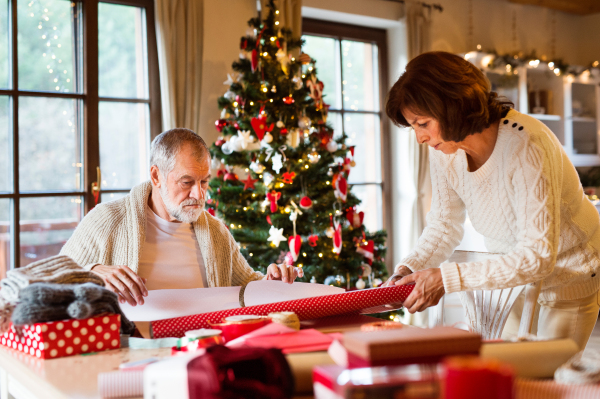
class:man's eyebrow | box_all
[205,174,212,180]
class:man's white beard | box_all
[159,185,204,223]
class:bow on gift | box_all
[266,191,281,213]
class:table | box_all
[0,314,378,399]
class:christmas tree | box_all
[208,0,387,289]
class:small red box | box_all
[0,314,121,359]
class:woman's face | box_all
[402,108,461,154]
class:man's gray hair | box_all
[150,128,210,177]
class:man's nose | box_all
[190,182,205,200]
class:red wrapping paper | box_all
[151,285,413,338]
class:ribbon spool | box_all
[172,329,224,355]
[209,315,271,342]
[268,312,300,330]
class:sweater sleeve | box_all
[440,134,562,293]
[397,149,467,273]
[227,229,264,287]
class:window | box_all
[302,19,391,236]
[0,0,161,274]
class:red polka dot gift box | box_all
[152,285,414,339]
[0,314,121,359]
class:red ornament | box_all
[215,119,228,132]
[317,128,332,147]
[266,215,272,225]
[281,171,296,184]
[251,115,274,141]
[333,174,348,202]
[356,240,375,265]
[217,169,226,179]
[288,235,302,262]
[299,196,313,210]
[208,208,216,217]
[251,49,259,72]
[308,234,318,247]
[332,221,342,255]
[266,191,281,213]
[224,172,238,182]
[240,37,248,50]
[283,95,295,105]
[215,138,226,147]
[243,174,258,190]
[279,127,288,135]
[346,207,364,228]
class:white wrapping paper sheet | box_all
[121,281,344,322]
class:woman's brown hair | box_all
[385,51,513,142]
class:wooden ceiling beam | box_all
[508,0,600,15]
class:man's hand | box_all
[382,265,413,287]
[264,263,304,284]
[91,265,148,306]
[396,268,445,314]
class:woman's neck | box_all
[460,120,501,172]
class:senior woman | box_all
[383,51,600,349]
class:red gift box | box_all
[0,314,121,359]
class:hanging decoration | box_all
[333,174,348,202]
[267,226,286,247]
[332,221,342,255]
[243,174,258,191]
[251,114,274,141]
[346,207,364,229]
[266,191,281,212]
[299,196,313,210]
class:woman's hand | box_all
[382,265,413,287]
[395,268,445,313]
[264,263,304,284]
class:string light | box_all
[326,181,330,185]
[270,37,276,42]
[318,253,323,258]
[275,21,279,25]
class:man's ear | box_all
[150,165,162,188]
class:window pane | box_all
[0,199,9,278]
[302,35,341,109]
[345,113,381,184]
[19,97,81,191]
[329,111,342,139]
[0,0,9,89]
[0,96,9,192]
[99,102,148,189]
[341,40,379,112]
[101,192,127,203]
[98,3,147,98]
[17,0,79,93]
[351,184,382,232]
[20,196,81,266]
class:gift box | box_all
[0,313,121,359]
[343,326,481,368]
[313,364,441,399]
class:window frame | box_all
[0,0,161,269]
[302,18,393,270]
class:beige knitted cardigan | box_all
[60,181,264,288]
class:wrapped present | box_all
[313,364,440,399]
[151,285,414,338]
[343,326,481,368]
[0,313,121,359]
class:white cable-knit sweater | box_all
[399,110,600,301]
[60,182,264,288]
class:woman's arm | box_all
[440,131,562,293]
[396,149,467,273]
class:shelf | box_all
[572,116,596,123]
[528,113,561,121]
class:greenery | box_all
[208,0,388,287]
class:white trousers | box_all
[501,290,600,350]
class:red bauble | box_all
[266,215,272,225]
[282,95,295,105]
[217,169,226,178]
[208,208,216,217]
[215,119,228,132]
[280,127,288,135]
[224,172,238,182]
[308,234,318,247]
[215,138,226,147]
[299,196,313,209]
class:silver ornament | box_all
[298,116,312,129]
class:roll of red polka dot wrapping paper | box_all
[0,314,121,359]
[151,285,414,338]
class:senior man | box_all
[60,128,302,306]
